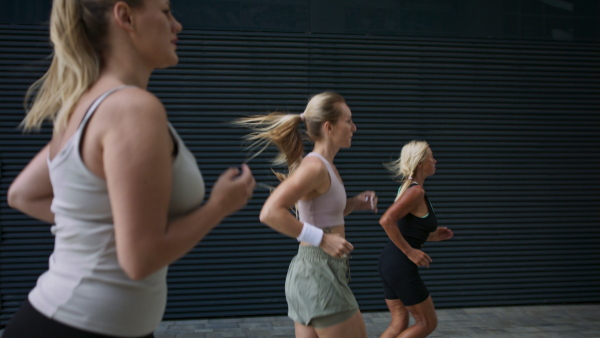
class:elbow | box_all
[120,263,151,281]
[379,216,394,230]
[7,185,25,211]
[259,206,272,226]
[124,270,146,281]
[118,253,154,281]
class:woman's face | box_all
[130,0,183,69]
[420,148,437,177]
[330,103,357,148]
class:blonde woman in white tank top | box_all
[236,92,378,338]
[5,1,255,337]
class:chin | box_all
[157,54,179,69]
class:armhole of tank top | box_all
[305,152,333,191]
[424,194,435,214]
[166,123,179,157]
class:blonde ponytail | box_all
[235,91,347,181]
[234,112,304,181]
[22,0,143,136]
[384,140,430,201]
[23,0,99,136]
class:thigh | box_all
[3,300,155,338]
[294,322,319,338]
[311,309,358,329]
[314,310,367,338]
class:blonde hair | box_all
[22,0,143,136]
[234,91,346,181]
[384,140,430,202]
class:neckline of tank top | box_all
[306,152,343,185]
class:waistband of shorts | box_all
[296,245,349,261]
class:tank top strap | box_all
[78,85,135,132]
[397,182,419,195]
[305,152,335,176]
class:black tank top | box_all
[396,185,438,249]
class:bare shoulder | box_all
[101,87,165,119]
[288,156,329,197]
[92,87,168,136]
[401,184,425,202]
[297,155,328,179]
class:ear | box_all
[323,121,333,133]
[113,1,135,31]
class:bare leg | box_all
[380,299,409,338]
[314,311,367,338]
[295,322,319,338]
[398,296,437,338]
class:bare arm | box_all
[344,190,378,216]
[427,227,454,241]
[379,186,432,268]
[7,144,55,223]
[259,156,353,257]
[98,89,254,280]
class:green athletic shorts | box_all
[285,246,359,327]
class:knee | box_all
[422,313,438,334]
[412,312,437,334]
[384,303,409,335]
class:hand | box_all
[209,164,255,216]
[354,190,378,213]
[319,233,354,258]
[429,227,454,241]
[406,248,432,268]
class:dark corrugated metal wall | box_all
[1,25,599,325]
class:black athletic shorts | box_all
[2,299,155,338]
[378,241,430,306]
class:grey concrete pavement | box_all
[154,303,600,338]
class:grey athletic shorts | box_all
[285,246,359,327]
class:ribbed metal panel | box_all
[1,25,599,326]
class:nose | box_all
[352,122,357,132]
[173,16,183,33]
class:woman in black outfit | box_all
[378,140,453,338]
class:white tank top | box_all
[28,86,205,336]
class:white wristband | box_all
[297,222,324,247]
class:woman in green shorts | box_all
[236,92,377,338]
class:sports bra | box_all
[297,152,346,228]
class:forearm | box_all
[164,199,229,250]
[344,195,361,216]
[343,196,359,216]
[118,199,231,280]
[8,144,54,223]
[344,191,377,215]
[259,206,303,238]
[380,216,412,254]
[427,231,436,241]
[8,196,54,224]
[426,227,453,242]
